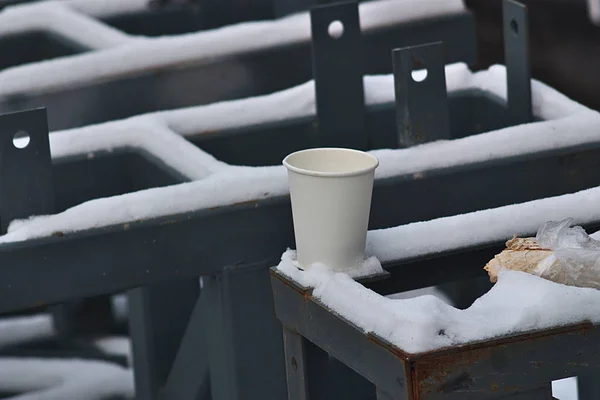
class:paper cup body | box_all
[283,148,378,272]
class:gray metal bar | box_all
[578,374,599,400]
[311,1,366,150]
[203,273,239,400]
[393,42,450,147]
[204,263,287,400]
[128,287,160,400]
[162,287,210,400]
[2,137,600,313]
[128,280,199,400]
[503,0,532,125]
[283,327,309,400]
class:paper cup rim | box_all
[282,148,379,178]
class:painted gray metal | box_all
[0,12,476,131]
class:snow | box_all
[94,336,132,367]
[553,377,579,400]
[0,0,464,96]
[0,358,133,399]
[1,62,598,244]
[283,249,384,278]
[86,63,587,139]
[0,3,130,50]
[56,0,150,18]
[48,117,227,181]
[276,248,600,354]
[366,186,600,263]
[387,286,452,304]
[111,294,129,323]
[588,0,600,26]
[0,314,54,349]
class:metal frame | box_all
[0,1,595,399]
[0,2,476,131]
[271,268,599,399]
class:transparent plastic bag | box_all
[484,219,600,289]
[534,218,600,289]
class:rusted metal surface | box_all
[409,323,597,399]
[271,269,600,399]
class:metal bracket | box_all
[311,1,367,150]
[503,0,532,125]
[393,42,450,148]
[0,108,53,233]
[0,108,65,335]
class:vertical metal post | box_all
[128,279,199,400]
[577,374,599,399]
[503,0,532,125]
[162,288,211,400]
[128,287,160,400]
[0,108,53,233]
[393,42,450,148]
[311,1,367,150]
[283,327,309,400]
[203,264,287,400]
[0,109,69,335]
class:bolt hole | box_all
[510,19,518,36]
[411,69,428,82]
[13,131,30,149]
[328,20,344,39]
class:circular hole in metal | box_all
[13,131,30,149]
[328,20,344,39]
[510,19,518,36]
[411,69,428,82]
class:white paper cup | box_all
[283,148,379,273]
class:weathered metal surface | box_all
[271,268,600,399]
[271,271,407,400]
[393,42,450,147]
[410,323,599,399]
[283,327,309,400]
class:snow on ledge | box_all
[49,116,228,181]
[0,64,598,244]
[56,0,150,18]
[0,314,54,349]
[0,357,134,399]
[367,186,600,263]
[0,0,465,96]
[276,248,600,354]
[0,2,131,50]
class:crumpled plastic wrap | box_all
[484,218,600,290]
